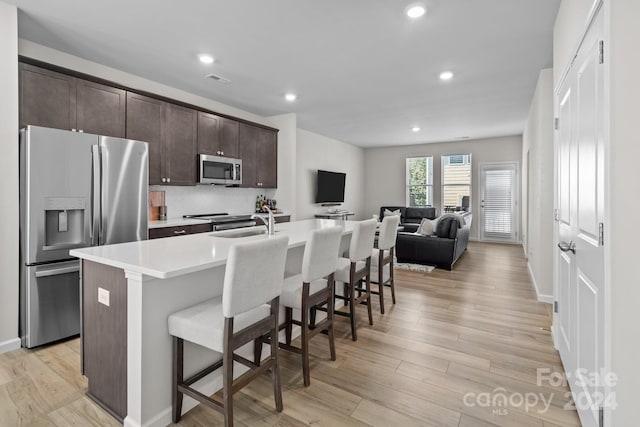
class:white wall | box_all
[522,69,554,302]
[0,1,20,353]
[606,1,640,425]
[267,113,297,219]
[296,129,365,220]
[363,136,522,240]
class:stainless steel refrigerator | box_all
[20,126,148,348]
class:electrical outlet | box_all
[98,287,110,307]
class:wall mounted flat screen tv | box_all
[315,169,346,204]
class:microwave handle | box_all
[235,164,241,181]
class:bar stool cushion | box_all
[280,274,328,309]
[168,296,270,353]
[335,257,366,283]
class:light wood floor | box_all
[0,242,580,426]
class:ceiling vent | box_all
[205,73,232,84]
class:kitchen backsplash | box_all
[151,185,276,218]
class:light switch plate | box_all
[98,287,110,307]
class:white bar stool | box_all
[370,215,401,313]
[333,218,377,341]
[279,225,343,386]
[168,235,289,427]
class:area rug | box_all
[394,263,435,273]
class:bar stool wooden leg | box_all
[349,265,358,341]
[285,307,293,345]
[327,276,337,361]
[378,251,386,314]
[223,318,234,427]
[172,337,184,423]
[366,270,373,326]
[270,301,283,412]
[301,283,311,386]
[390,251,396,304]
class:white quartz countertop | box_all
[71,219,352,280]
[148,213,289,229]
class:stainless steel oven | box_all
[198,154,242,185]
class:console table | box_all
[314,211,355,220]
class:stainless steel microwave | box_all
[198,154,242,185]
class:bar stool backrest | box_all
[222,236,289,318]
[301,226,343,283]
[348,219,378,262]
[378,215,401,250]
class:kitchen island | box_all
[70,219,354,427]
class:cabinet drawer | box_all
[148,223,212,239]
[274,215,290,224]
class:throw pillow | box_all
[435,217,454,238]
[418,218,436,236]
[383,209,401,218]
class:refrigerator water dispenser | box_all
[44,197,87,249]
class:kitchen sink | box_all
[214,228,278,238]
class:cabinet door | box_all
[126,93,165,185]
[238,123,258,188]
[76,79,126,138]
[197,112,221,156]
[256,129,278,188]
[19,63,76,130]
[219,117,239,158]
[165,104,197,186]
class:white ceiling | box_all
[7,0,560,147]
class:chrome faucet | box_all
[251,206,275,235]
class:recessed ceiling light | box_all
[412,126,421,132]
[440,71,454,80]
[406,3,427,18]
[285,93,297,102]
[198,54,214,64]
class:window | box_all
[442,154,471,212]
[406,156,433,206]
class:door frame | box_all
[477,161,519,243]
[553,0,611,425]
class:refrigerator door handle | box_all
[91,145,102,246]
[34,264,80,278]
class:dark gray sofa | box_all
[380,206,471,270]
[378,206,437,233]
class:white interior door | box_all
[479,162,518,242]
[555,5,606,427]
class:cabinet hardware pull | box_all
[167,178,171,183]
[174,230,186,235]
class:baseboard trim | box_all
[527,262,553,304]
[0,338,21,354]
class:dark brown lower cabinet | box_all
[148,223,212,239]
[82,260,128,422]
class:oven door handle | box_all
[35,265,80,278]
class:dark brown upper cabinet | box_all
[256,128,278,188]
[126,93,197,186]
[197,112,239,159]
[76,80,126,137]
[20,63,76,131]
[20,63,126,138]
[126,93,165,185]
[165,104,197,186]
[238,123,278,188]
